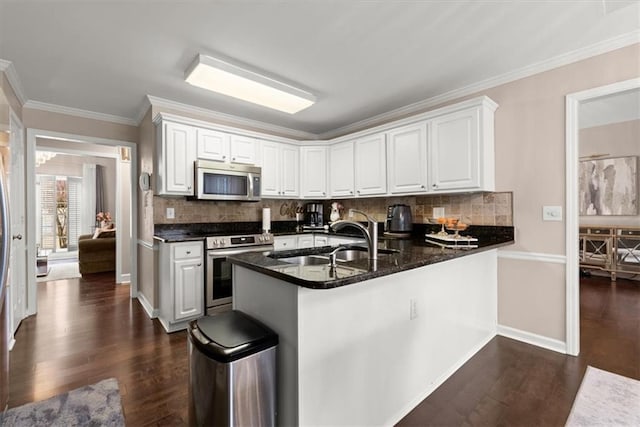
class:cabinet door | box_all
[197,128,229,161]
[329,141,355,198]
[300,146,327,198]
[173,259,203,321]
[164,121,196,195]
[297,234,314,248]
[387,123,428,194]
[274,235,297,251]
[261,141,281,196]
[280,144,300,197]
[230,135,257,164]
[314,235,329,247]
[430,108,480,191]
[355,134,387,196]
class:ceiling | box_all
[1,1,639,137]
[580,88,640,129]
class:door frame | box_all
[25,129,138,316]
[564,77,640,356]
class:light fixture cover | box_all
[185,54,315,114]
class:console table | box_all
[579,226,640,281]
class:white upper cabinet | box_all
[329,141,355,198]
[229,135,258,164]
[300,146,328,198]
[387,123,428,194]
[196,128,230,161]
[158,121,196,196]
[261,141,299,198]
[429,100,495,192]
[355,133,387,196]
[197,130,257,165]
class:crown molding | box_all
[0,59,27,105]
[135,95,152,125]
[145,95,317,140]
[318,30,640,140]
[23,100,138,127]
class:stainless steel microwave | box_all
[195,160,261,201]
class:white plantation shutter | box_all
[67,177,82,250]
[39,175,56,251]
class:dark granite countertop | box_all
[228,227,514,289]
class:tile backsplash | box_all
[154,192,513,226]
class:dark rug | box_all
[0,378,125,426]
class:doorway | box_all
[565,77,640,356]
[24,129,138,319]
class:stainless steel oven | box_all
[205,233,274,315]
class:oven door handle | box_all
[207,245,274,257]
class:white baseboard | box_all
[117,273,131,284]
[498,249,567,264]
[497,324,567,354]
[136,292,158,319]
[390,330,496,425]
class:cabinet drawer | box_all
[172,243,202,259]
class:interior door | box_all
[9,112,26,335]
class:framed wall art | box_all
[579,156,638,216]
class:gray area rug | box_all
[0,378,125,426]
[566,366,640,426]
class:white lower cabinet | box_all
[314,235,329,247]
[158,241,204,333]
[297,234,315,249]
[274,235,297,251]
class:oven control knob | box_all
[219,239,226,246]
[210,239,218,247]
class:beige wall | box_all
[484,44,639,341]
[137,109,156,306]
[579,119,639,227]
[22,108,138,143]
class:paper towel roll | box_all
[262,208,271,233]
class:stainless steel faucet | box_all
[330,209,378,260]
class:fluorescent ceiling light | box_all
[185,54,315,114]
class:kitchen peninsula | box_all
[229,229,513,426]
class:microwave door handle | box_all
[248,173,254,198]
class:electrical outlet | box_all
[410,299,418,320]
[166,207,175,219]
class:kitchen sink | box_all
[273,246,399,266]
[276,254,331,266]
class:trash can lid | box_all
[188,310,278,363]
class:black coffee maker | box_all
[303,203,324,230]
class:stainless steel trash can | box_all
[188,310,278,427]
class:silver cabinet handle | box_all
[197,263,202,267]
[322,192,326,195]
[232,157,236,161]
[421,185,425,189]
[432,184,437,188]
[222,155,226,159]
[350,191,353,194]
[12,234,22,240]
[357,190,361,194]
[186,251,191,254]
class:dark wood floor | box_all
[6,274,639,426]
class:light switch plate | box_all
[166,207,175,219]
[542,206,562,221]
